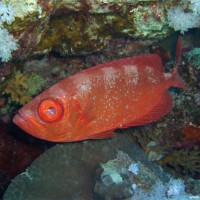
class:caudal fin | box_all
[168,36,188,91]
[169,67,188,91]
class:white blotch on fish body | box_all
[145,66,160,84]
[80,84,91,92]
[164,72,172,80]
[75,74,92,93]
[101,67,119,88]
[125,105,129,110]
[48,85,67,99]
[123,65,139,85]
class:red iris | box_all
[38,98,64,123]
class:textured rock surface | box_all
[3,133,170,200]
[4,0,179,61]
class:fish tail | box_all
[168,36,188,91]
[169,66,189,91]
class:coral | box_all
[96,150,191,200]
[184,48,200,69]
[167,0,200,34]
[130,123,200,178]
[191,0,200,14]
[161,146,200,176]
[3,134,170,199]
[95,151,170,199]
[181,124,200,145]
[0,1,181,61]
[26,73,45,96]
[100,151,133,185]
[167,178,186,197]
[128,163,139,176]
[0,28,18,62]
[132,179,189,200]
[3,0,41,19]
[131,3,168,38]
[3,71,30,105]
[0,2,16,24]
[1,0,199,61]
[0,1,18,62]
[167,6,198,34]
[2,70,45,106]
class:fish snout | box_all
[13,110,34,132]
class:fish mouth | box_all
[13,111,34,133]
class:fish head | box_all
[13,89,76,142]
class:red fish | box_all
[13,40,187,142]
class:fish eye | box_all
[38,98,64,123]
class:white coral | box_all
[167,6,198,34]
[0,28,18,62]
[191,0,200,14]
[167,178,186,197]
[0,2,16,24]
[0,1,18,62]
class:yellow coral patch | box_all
[3,71,32,105]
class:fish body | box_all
[13,54,187,142]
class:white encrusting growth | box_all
[123,64,139,85]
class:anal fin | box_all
[86,131,116,140]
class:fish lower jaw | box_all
[13,112,33,133]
